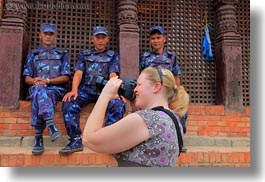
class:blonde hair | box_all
[142,67,175,99]
[170,86,189,117]
[142,67,189,117]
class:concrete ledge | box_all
[0,136,250,148]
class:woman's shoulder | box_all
[136,109,173,124]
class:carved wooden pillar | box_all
[0,0,29,108]
[118,0,139,79]
[214,0,243,112]
[0,0,3,22]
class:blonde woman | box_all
[83,67,183,167]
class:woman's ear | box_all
[153,82,162,93]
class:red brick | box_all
[17,118,30,123]
[241,117,250,122]
[238,152,245,162]
[208,121,217,126]
[241,127,250,133]
[0,111,11,118]
[16,154,25,166]
[215,152,221,163]
[67,153,76,165]
[205,105,217,115]
[31,155,40,166]
[4,130,17,136]
[0,155,9,166]
[209,151,215,163]
[207,131,218,137]
[16,130,30,136]
[11,112,31,118]
[24,155,33,166]
[0,123,9,129]
[19,101,32,111]
[244,152,250,163]
[215,106,225,115]
[245,107,250,116]
[10,124,30,130]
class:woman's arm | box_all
[82,77,150,154]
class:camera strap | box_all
[152,106,183,156]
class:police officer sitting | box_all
[60,26,125,155]
[23,23,71,155]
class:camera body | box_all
[96,76,137,100]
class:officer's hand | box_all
[33,77,47,86]
[62,91,78,102]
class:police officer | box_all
[23,23,71,155]
[60,26,125,155]
[140,25,189,152]
[140,25,181,86]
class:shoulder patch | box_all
[106,50,115,57]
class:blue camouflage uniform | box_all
[62,47,125,139]
[140,49,181,76]
[23,45,71,130]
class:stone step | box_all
[0,136,250,148]
[0,136,250,167]
[0,145,250,167]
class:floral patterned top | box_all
[114,109,182,167]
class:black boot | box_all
[32,135,44,155]
[59,137,83,155]
[46,120,61,142]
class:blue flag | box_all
[202,26,214,61]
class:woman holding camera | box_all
[82,67,184,167]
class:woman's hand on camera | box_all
[101,76,123,100]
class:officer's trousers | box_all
[62,86,125,139]
[28,84,64,130]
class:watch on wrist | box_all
[46,78,50,84]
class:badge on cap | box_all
[93,26,108,36]
[149,26,166,35]
[40,23,56,33]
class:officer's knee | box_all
[32,84,46,91]
[62,101,71,113]
[62,100,82,114]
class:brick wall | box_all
[0,101,250,167]
[0,101,251,138]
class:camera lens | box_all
[96,76,137,100]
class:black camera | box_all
[96,76,137,100]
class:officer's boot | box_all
[59,136,83,155]
[46,120,61,142]
[32,128,44,155]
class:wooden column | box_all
[0,0,29,108]
[0,0,3,22]
[118,0,139,79]
[214,0,243,112]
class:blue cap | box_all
[150,26,166,35]
[40,23,56,33]
[93,26,108,36]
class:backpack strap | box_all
[152,106,183,156]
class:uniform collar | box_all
[38,45,56,53]
[91,47,108,54]
[150,48,167,55]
